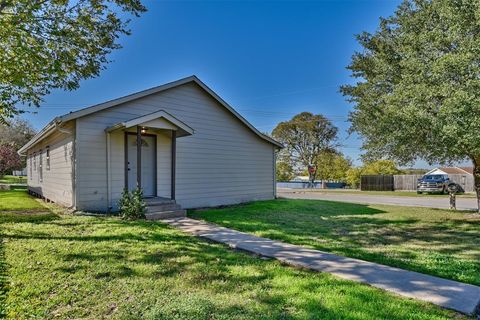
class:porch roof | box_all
[105,110,194,137]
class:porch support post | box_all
[136,126,142,189]
[171,130,176,200]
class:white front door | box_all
[127,134,156,197]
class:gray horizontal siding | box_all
[26,121,75,207]
[75,82,275,211]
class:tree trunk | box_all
[307,165,317,188]
[472,157,480,213]
[308,171,316,188]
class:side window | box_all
[39,149,43,182]
[33,153,37,171]
[46,146,50,170]
[29,154,33,178]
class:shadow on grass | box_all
[0,212,58,224]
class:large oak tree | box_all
[272,112,338,186]
[0,0,146,123]
[341,0,480,211]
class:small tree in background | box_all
[272,112,339,187]
[362,160,403,176]
[276,160,295,182]
[316,151,352,181]
[0,118,36,168]
[345,167,363,189]
[345,160,403,188]
[0,119,36,148]
[0,144,22,177]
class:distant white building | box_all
[292,176,310,182]
[12,168,27,176]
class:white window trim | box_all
[39,149,43,182]
[46,146,50,170]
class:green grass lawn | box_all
[0,175,27,185]
[283,188,476,198]
[190,199,480,286]
[0,191,466,319]
[0,190,48,211]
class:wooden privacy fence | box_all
[361,174,476,192]
[393,175,423,191]
[394,174,474,192]
[361,175,394,191]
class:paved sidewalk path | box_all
[164,217,480,315]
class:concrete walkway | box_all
[278,188,479,211]
[164,217,480,315]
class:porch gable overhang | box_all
[105,110,194,137]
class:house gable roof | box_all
[19,76,283,154]
[426,167,473,175]
[458,167,474,175]
[60,75,281,147]
[105,110,194,137]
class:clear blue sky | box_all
[25,0,430,167]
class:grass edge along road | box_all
[278,187,476,198]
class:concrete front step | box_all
[144,197,176,206]
[146,210,186,220]
[144,197,186,220]
[146,203,182,212]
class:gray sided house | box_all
[19,76,282,213]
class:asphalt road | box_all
[278,189,479,211]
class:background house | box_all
[426,167,473,176]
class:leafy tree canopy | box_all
[362,160,403,176]
[315,151,352,181]
[276,161,295,182]
[346,160,403,188]
[345,167,363,189]
[0,144,22,177]
[0,0,146,123]
[272,112,339,183]
[0,118,36,148]
[0,118,36,168]
[341,0,480,208]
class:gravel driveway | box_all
[278,188,479,211]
